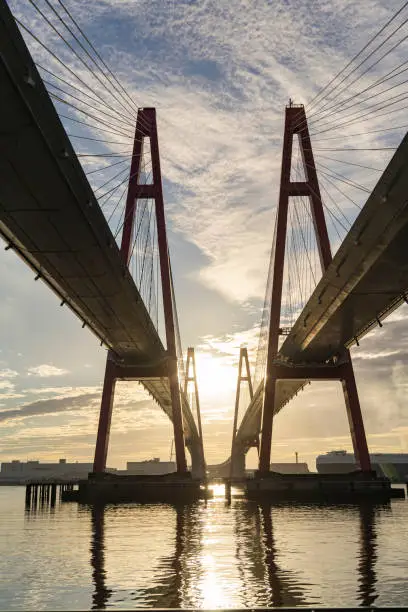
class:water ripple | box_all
[0,486,407,609]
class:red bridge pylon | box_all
[93,107,187,474]
[258,102,371,474]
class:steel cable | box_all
[27,0,137,124]
[302,0,408,117]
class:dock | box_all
[25,482,76,509]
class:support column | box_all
[259,376,278,473]
[259,107,293,473]
[148,108,187,473]
[230,347,253,479]
[93,356,116,473]
[342,359,371,472]
[167,357,187,473]
[184,347,205,477]
[92,110,146,474]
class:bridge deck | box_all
[282,133,408,363]
[0,1,162,363]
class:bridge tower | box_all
[258,102,371,474]
[184,347,206,477]
[93,108,187,474]
[230,347,254,479]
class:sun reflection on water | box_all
[208,483,226,498]
[199,560,233,609]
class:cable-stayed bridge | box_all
[0,0,204,477]
[2,0,408,483]
[229,2,408,475]
[232,126,408,473]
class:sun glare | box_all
[209,483,225,498]
[193,352,237,399]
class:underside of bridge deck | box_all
[0,1,205,479]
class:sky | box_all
[1,0,408,470]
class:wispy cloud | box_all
[8,0,403,306]
[0,392,100,423]
[0,369,18,379]
[0,381,15,391]
[27,365,69,378]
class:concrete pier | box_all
[246,471,405,501]
[63,472,211,504]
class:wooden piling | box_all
[50,484,57,507]
[25,484,31,507]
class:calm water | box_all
[1,485,408,609]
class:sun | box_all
[192,351,237,400]
[183,349,255,423]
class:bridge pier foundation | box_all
[188,443,206,480]
[230,447,246,479]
